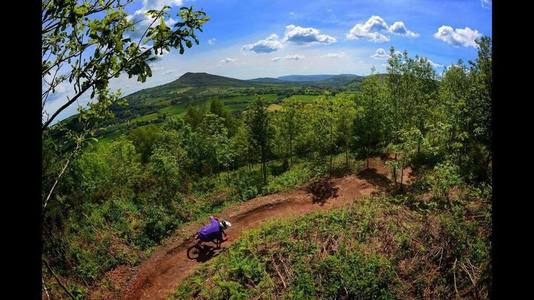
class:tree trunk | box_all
[345,147,349,169]
[393,153,398,184]
[330,154,333,174]
[366,145,370,169]
[261,147,267,185]
[289,136,293,168]
[400,165,404,191]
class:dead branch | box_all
[452,259,460,299]
[460,261,480,299]
[43,259,77,300]
[271,256,287,289]
[278,254,292,280]
[43,138,83,209]
[321,235,333,254]
[42,277,51,300]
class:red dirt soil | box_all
[89,157,411,300]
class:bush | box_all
[74,139,140,202]
[429,161,462,205]
[265,163,312,194]
[226,168,265,200]
[137,205,179,249]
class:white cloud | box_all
[346,16,419,42]
[127,0,184,40]
[242,34,284,53]
[426,59,443,68]
[481,0,492,8]
[42,73,74,111]
[371,48,389,60]
[388,21,419,38]
[283,25,336,45]
[346,16,390,42]
[289,12,296,16]
[370,48,403,60]
[322,52,346,58]
[433,25,482,48]
[208,38,216,45]
[142,0,183,10]
[272,54,304,62]
[220,57,237,63]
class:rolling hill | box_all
[58,72,370,138]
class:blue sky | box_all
[45,0,492,122]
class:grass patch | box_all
[173,191,491,299]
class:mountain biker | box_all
[197,216,231,247]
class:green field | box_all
[283,94,320,103]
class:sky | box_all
[44,0,492,123]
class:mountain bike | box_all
[187,233,227,260]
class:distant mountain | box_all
[248,77,285,83]
[276,74,361,82]
[169,72,254,88]
[118,72,366,111]
[249,74,363,87]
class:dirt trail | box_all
[91,158,412,300]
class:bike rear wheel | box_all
[187,243,202,259]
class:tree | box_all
[42,1,209,130]
[465,36,492,182]
[467,36,492,148]
[245,97,273,185]
[184,104,206,129]
[386,48,439,176]
[406,56,439,156]
[230,123,255,170]
[128,125,162,163]
[312,92,338,173]
[42,1,209,211]
[197,113,233,174]
[333,93,359,169]
[75,138,141,201]
[354,71,389,168]
[209,99,238,136]
[272,100,304,168]
[439,60,470,165]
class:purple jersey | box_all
[198,216,223,241]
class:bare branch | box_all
[42,83,91,130]
[43,259,77,300]
[43,137,82,209]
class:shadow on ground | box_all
[306,178,339,205]
[357,168,392,189]
[186,243,226,263]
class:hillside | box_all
[61,72,365,138]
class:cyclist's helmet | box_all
[219,220,232,229]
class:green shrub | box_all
[137,205,179,249]
[429,161,462,204]
[226,168,264,200]
[265,163,312,194]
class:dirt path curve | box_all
[91,158,412,300]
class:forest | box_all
[42,1,492,299]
